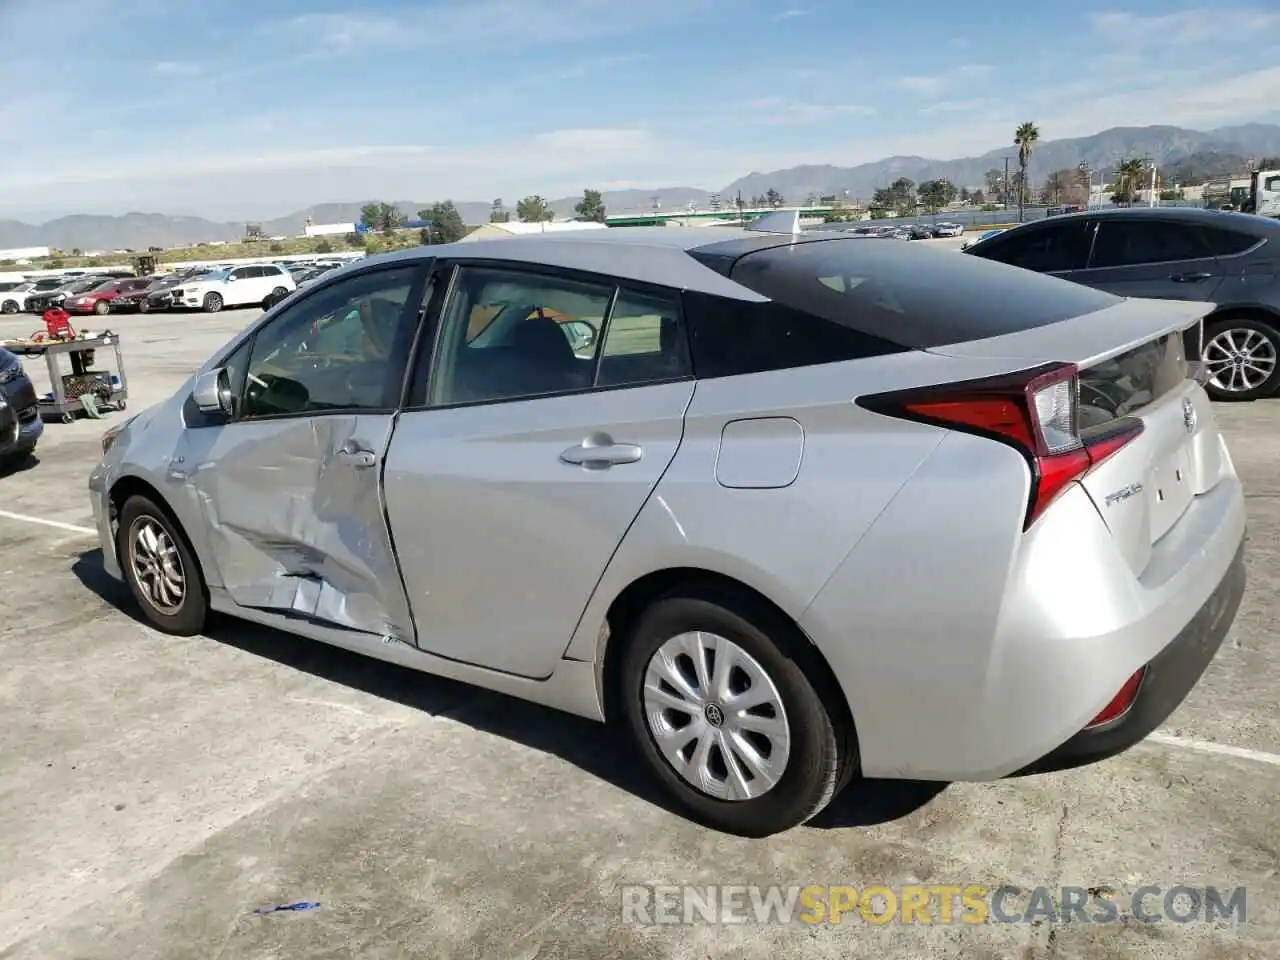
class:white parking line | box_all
[0,508,96,536]
[1147,732,1280,767]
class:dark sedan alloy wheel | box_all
[1203,321,1280,400]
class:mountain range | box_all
[5,123,1280,253]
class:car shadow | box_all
[0,453,40,477]
[71,547,943,832]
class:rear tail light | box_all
[1085,668,1145,729]
[858,362,1144,529]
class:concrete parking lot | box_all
[2,302,1279,960]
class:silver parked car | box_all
[89,228,1246,837]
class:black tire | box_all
[1203,317,1280,401]
[1,300,17,314]
[116,494,208,635]
[138,300,152,314]
[619,588,852,837]
[271,286,287,298]
[93,300,110,315]
[202,292,223,313]
[0,445,35,471]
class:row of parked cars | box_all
[842,221,966,241]
[0,260,345,317]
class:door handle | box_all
[1170,272,1213,282]
[559,442,643,467]
[337,448,377,468]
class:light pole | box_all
[1078,161,1094,209]
[1003,156,1011,211]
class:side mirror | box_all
[193,368,233,415]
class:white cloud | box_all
[154,60,201,76]
[897,63,993,97]
[920,98,998,115]
[1089,7,1280,45]
[747,97,875,125]
[771,8,806,20]
[275,0,724,54]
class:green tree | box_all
[314,238,334,254]
[269,242,284,253]
[346,232,364,247]
[418,201,467,243]
[764,188,784,207]
[490,198,509,223]
[1014,122,1040,220]
[71,247,83,256]
[917,179,958,213]
[517,195,552,222]
[360,201,405,234]
[872,177,917,215]
[574,188,607,222]
[1112,157,1145,205]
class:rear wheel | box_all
[116,494,208,635]
[138,299,152,313]
[202,292,223,313]
[93,300,110,315]
[619,589,851,837]
[1,300,17,314]
[1203,317,1280,401]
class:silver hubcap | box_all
[1205,328,1278,393]
[642,631,791,801]
[128,516,186,613]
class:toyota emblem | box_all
[1182,397,1198,434]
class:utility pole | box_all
[1003,156,1010,211]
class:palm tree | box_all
[1014,122,1040,222]
[1114,157,1145,206]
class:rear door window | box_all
[726,236,1120,350]
[1197,225,1260,257]
[970,222,1094,272]
[1088,221,1210,268]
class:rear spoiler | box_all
[925,298,1213,371]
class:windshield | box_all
[192,270,228,282]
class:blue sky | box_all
[2,0,1279,221]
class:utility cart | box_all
[4,334,129,423]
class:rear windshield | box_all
[729,237,1121,348]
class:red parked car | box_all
[63,277,150,315]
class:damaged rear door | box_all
[189,263,431,641]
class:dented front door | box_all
[186,261,429,642]
[192,413,412,640]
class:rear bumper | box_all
[1013,537,1246,775]
[800,430,1248,782]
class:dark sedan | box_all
[0,347,43,468]
[26,276,113,314]
[964,207,1280,401]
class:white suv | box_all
[0,280,37,314]
[172,264,297,313]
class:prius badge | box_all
[1104,482,1144,508]
[1183,397,1198,434]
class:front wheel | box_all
[1,300,17,314]
[138,300,152,314]
[1203,318,1280,401]
[202,292,223,313]
[93,300,110,315]
[116,494,208,635]
[619,590,852,837]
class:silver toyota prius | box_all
[89,226,1247,837]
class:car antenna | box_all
[745,209,802,236]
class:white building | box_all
[0,246,51,261]
[305,222,357,238]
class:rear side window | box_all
[1197,225,1260,256]
[971,222,1094,272]
[726,237,1120,350]
[1089,221,1209,268]
[682,291,905,378]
